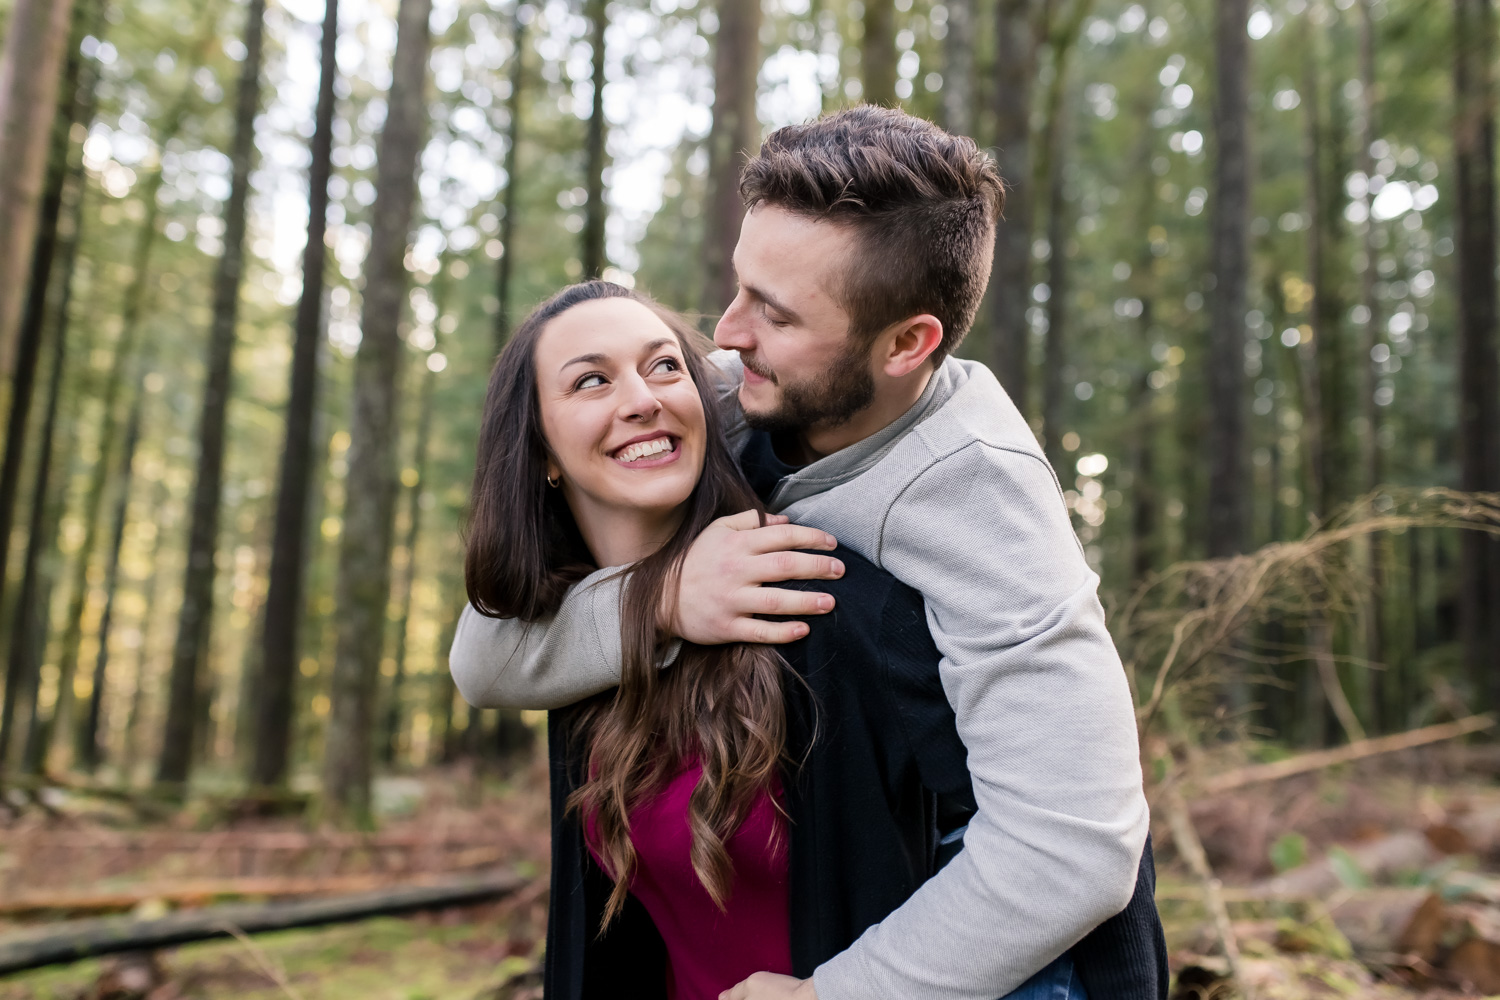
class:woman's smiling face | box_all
[534,298,707,563]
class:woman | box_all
[462,281,1130,999]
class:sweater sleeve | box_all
[448,567,635,710]
[812,442,1149,1000]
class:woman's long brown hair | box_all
[465,281,786,925]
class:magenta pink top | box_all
[585,761,793,999]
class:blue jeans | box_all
[1000,954,1088,1000]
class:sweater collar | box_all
[765,356,964,512]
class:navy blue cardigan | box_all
[543,547,1166,999]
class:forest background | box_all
[0,0,1496,852]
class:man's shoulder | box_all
[913,357,1046,464]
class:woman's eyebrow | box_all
[560,352,608,370]
[640,337,675,355]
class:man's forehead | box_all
[735,206,850,310]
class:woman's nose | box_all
[617,374,662,421]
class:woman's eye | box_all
[650,357,682,375]
[575,373,607,390]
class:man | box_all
[452,107,1160,999]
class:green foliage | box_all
[1326,844,1371,890]
[1269,831,1308,873]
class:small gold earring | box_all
[546,474,560,488]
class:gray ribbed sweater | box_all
[449,353,1149,1000]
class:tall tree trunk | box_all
[322,0,432,823]
[1125,81,1161,584]
[156,0,266,790]
[251,0,339,790]
[77,376,145,771]
[1303,22,1344,521]
[1356,0,1381,496]
[0,209,76,779]
[381,354,436,765]
[581,0,607,279]
[1454,0,1500,704]
[1036,7,1087,473]
[0,55,97,777]
[0,0,99,630]
[121,479,170,779]
[38,20,214,770]
[0,0,77,374]
[861,0,896,106]
[701,0,762,315]
[1355,0,1386,729]
[493,6,526,351]
[39,170,172,772]
[990,0,1037,414]
[1205,0,1251,558]
[941,0,973,136]
[1039,87,1071,474]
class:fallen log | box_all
[0,850,511,916]
[0,869,530,976]
[1249,830,1441,899]
[1199,716,1494,796]
[1326,889,1445,961]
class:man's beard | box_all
[741,342,875,435]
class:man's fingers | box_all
[745,585,834,617]
[717,509,769,532]
[743,523,838,554]
[749,550,845,584]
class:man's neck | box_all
[797,363,937,462]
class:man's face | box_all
[714,206,875,434]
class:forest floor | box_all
[5,743,1500,998]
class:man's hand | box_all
[720,972,818,1000]
[668,510,844,645]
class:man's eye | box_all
[575,373,607,390]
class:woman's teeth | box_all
[616,437,674,463]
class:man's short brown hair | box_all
[739,105,1004,361]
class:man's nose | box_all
[714,293,754,351]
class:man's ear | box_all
[881,315,944,378]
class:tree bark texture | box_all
[582,0,607,279]
[121,482,170,776]
[252,0,340,790]
[156,0,266,788]
[41,145,178,773]
[861,0,896,106]
[1355,0,1387,725]
[702,0,762,316]
[941,0,974,136]
[1454,0,1500,702]
[1206,0,1251,558]
[0,0,98,636]
[0,0,77,375]
[494,6,526,351]
[1040,84,1072,475]
[1037,7,1087,473]
[322,0,432,822]
[78,380,144,770]
[0,185,79,778]
[989,0,1037,415]
[381,356,435,764]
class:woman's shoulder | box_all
[780,545,932,657]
